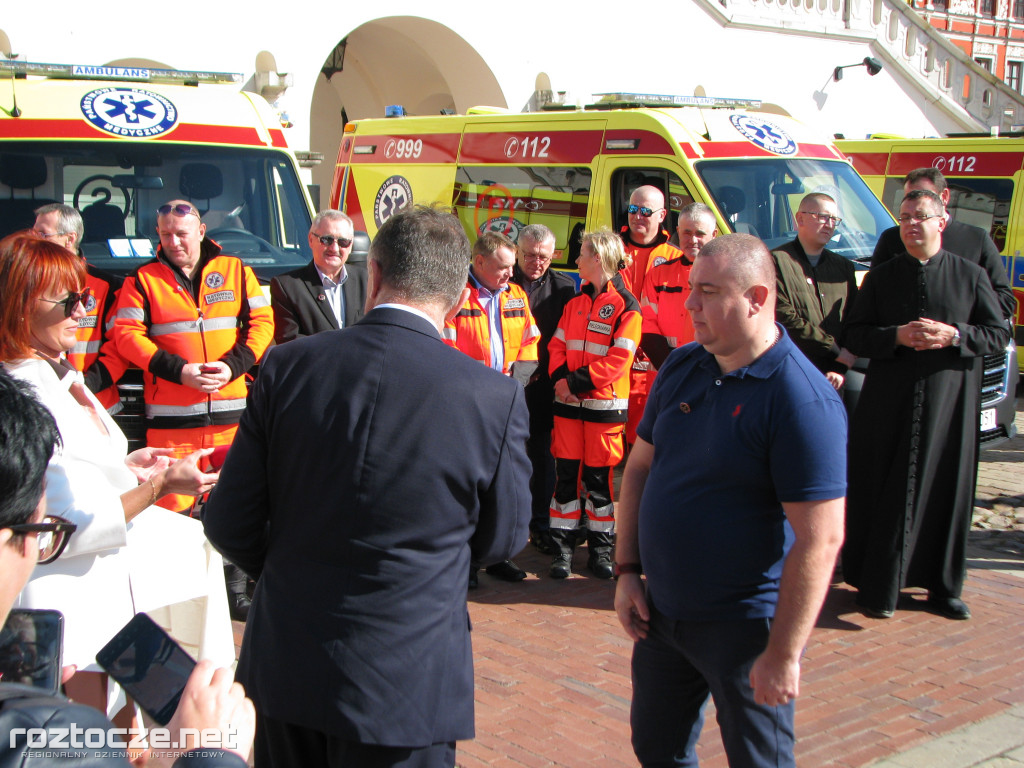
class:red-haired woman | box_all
[0,232,223,721]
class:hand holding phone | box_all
[96,613,196,725]
[0,609,63,694]
[199,365,219,374]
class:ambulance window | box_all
[610,169,693,236]
[453,165,592,267]
[697,157,893,263]
[881,176,1012,251]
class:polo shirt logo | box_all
[732,404,742,417]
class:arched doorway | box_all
[308,16,505,206]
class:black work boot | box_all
[586,531,615,580]
[224,561,252,622]
[548,528,575,579]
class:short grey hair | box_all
[369,206,470,308]
[517,224,555,248]
[696,233,775,294]
[34,203,84,243]
[678,203,716,227]
[310,209,353,234]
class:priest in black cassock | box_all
[843,189,1010,621]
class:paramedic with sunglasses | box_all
[269,209,368,344]
[619,185,682,449]
[0,233,220,728]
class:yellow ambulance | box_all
[838,135,1024,342]
[330,93,895,270]
[0,60,315,280]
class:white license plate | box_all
[980,408,997,431]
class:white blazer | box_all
[6,358,234,676]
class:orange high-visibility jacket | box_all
[549,274,641,424]
[69,264,129,412]
[641,255,696,351]
[443,279,540,374]
[111,240,273,430]
[618,226,681,296]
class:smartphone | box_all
[0,608,63,694]
[208,445,230,470]
[199,365,219,374]
[95,613,196,725]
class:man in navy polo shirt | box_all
[613,234,846,768]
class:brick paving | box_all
[232,404,1024,767]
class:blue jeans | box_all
[630,604,795,768]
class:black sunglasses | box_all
[627,204,663,217]
[7,515,77,565]
[314,234,353,248]
[157,203,200,218]
[38,288,92,318]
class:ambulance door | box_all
[597,159,700,239]
[456,119,606,269]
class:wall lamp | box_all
[833,57,884,82]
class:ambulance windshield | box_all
[696,158,894,264]
[0,142,313,281]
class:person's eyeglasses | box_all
[157,204,200,218]
[314,235,353,248]
[523,253,552,263]
[627,205,664,217]
[31,229,67,240]
[37,288,92,318]
[7,515,78,565]
[800,212,842,226]
[897,213,942,225]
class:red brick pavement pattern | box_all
[459,545,1024,768]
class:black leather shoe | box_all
[550,553,572,579]
[587,551,614,580]
[859,604,894,620]
[485,560,527,582]
[229,593,251,622]
[530,531,556,555]
[927,595,970,620]
[468,568,479,590]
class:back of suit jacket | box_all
[202,307,530,746]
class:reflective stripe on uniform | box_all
[248,295,270,309]
[146,397,247,417]
[71,340,101,355]
[584,341,609,356]
[614,337,638,353]
[115,307,146,321]
[150,320,200,337]
[441,327,456,341]
[558,397,629,411]
[549,497,582,527]
[566,339,585,351]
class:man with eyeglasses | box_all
[33,204,130,414]
[770,193,858,390]
[0,369,255,767]
[619,186,682,448]
[111,199,273,620]
[509,224,578,555]
[269,210,368,344]
[843,189,1010,622]
[870,168,1016,322]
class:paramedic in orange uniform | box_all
[619,186,681,446]
[548,229,641,580]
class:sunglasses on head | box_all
[157,204,200,218]
[627,204,663,217]
[38,288,92,318]
[7,515,77,565]
[314,235,353,248]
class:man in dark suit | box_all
[269,210,368,343]
[870,168,1016,321]
[202,206,531,768]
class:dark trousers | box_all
[255,713,456,768]
[525,423,556,533]
[630,605,795,768]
